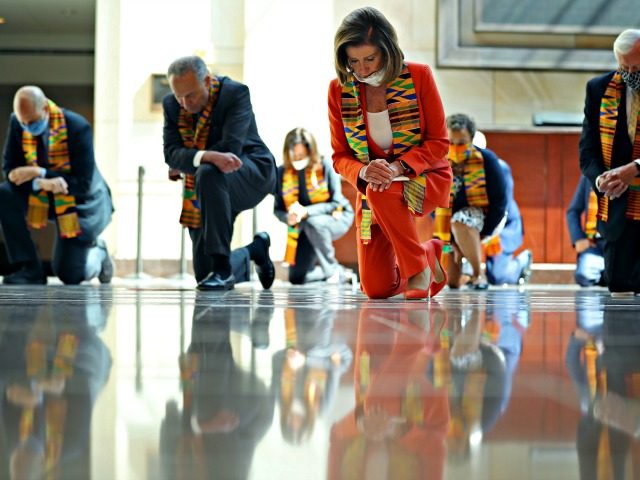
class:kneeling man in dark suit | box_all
[0,86,114,285]
[163,56,276,291]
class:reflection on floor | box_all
[0,281,639,480]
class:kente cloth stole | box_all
[433,148,488,243]
[586,189,599,238]
[22,100,81,238]
[583,341,612,480]
[483,233,502,257]
[281,166,330,264]
[22,324,79,479]
[599,72,640,222]
[341,65,424,243]
[177,78,221,228]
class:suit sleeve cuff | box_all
[193,151,206,167]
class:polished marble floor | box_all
[1,280,639,480]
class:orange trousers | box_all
[357,182,438,299]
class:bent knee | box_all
[289,273,306,285]
[58,272,84,285]
[195,163,225,183]
[361,280,394,299]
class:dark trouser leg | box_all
[189,227,250,284]
[0,182,39,265]
[192,162,268,281]
[189,227,213,283]
[288,232,318,284]
[230,247,250,283]
[52,237,94,284]
[195,163,269,257]
[604,220,640,292]
[195,165,234,258]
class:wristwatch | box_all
[634,159,640,176]
[398,160,413,175]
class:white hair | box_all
[613,29,640,56]
[14,86,47,111]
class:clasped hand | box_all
[8,166,42,185]
[359,159,403,192]
[203,151,243,173]
[9,166,68,194]
[287,201,308,226]
[597,163,637,200]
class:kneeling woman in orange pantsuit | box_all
[328,6,452,299]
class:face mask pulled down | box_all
[353,68,386,87]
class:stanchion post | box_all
[179,226,187,276]
[135,165,145,277]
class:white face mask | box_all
[292,157,309,171]
[353,68,386,87]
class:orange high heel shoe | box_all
[405,239,444,300]
[427,239,448,298]
[404,284,430,300]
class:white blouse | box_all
[366,110,393,152]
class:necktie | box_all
[629,90,640,143]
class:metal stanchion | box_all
[135,290,142,393]
[127,166,151,280]
[179,227,187,277]
[135,166,145,276]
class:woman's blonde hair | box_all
[333,6,404,86]
[282,128,322,170]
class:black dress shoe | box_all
[253,232,275,289]
[197,272,235,291]
[3,266,47,285]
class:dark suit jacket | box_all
[2,109,113,243]
[453,147,508,237]
[579,71,634,241]
[566,175,606,249]
[162,76,276,195]
[496,158,523,254]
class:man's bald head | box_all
[13,86,49,126]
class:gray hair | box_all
[14,86,47,111]
[613,29,640,56]
[446,113,477,139]
[167,56,208,81]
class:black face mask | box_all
[620,69,640,92]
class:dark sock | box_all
[211,254,231,278]
[246,238,267,265]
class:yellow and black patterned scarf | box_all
[22,319,79,480]
[22,100,81,238]
[177,78,221,228]
[433,147,488,242]
[598,72,640,221]
[585,189,599,239]
[281,165,330,264]
[341,65,425,243]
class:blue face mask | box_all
[21,115,49,136]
